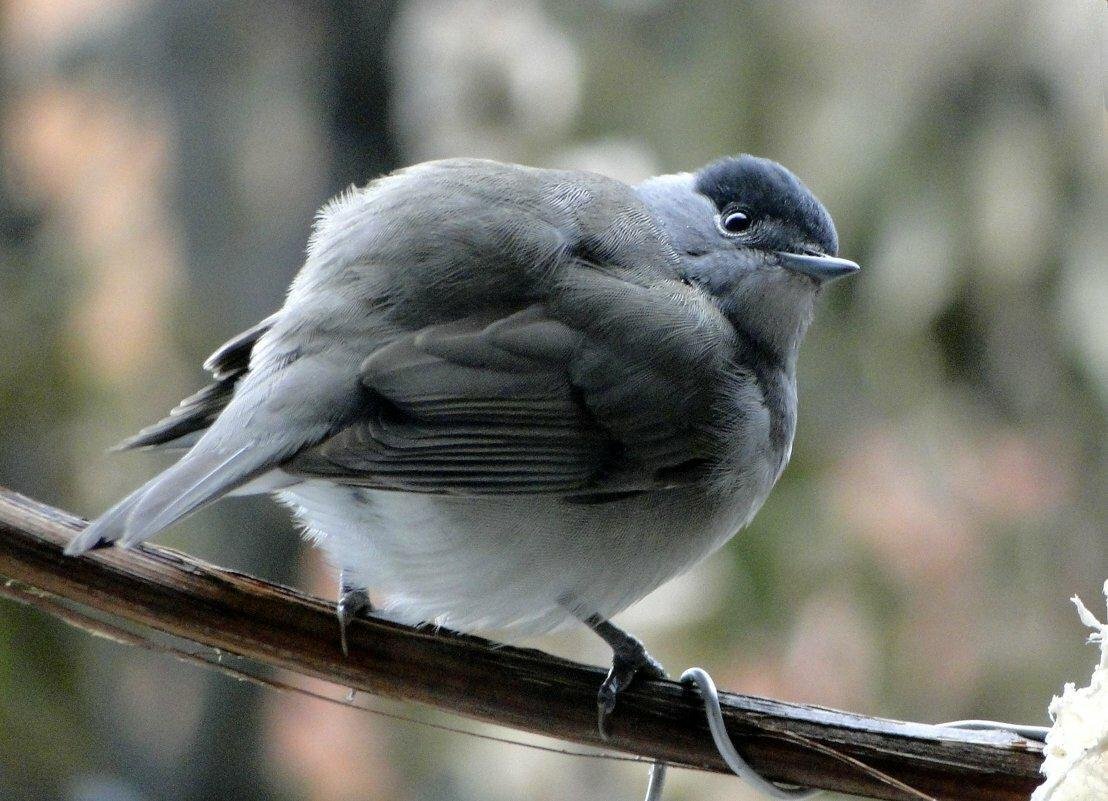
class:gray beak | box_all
[775,251,861,283]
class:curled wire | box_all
[642,760,667,801]
[642,668,1050,801]
[643,668,819,801]
[2,579,1047,801]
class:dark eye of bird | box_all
[719,210,752,235]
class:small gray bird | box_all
[66,155,858,733]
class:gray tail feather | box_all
[111,314,277,454]
[110,382,231,452]
[65,326,346,556]
[65,480,159,554]
[65,440,281,555]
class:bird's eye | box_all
[719,210,752,235]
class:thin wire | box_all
[2,580,1049,801]
[644,666,1050,801]
[643,760,667,801]
[0,581,656,767]
[675,668,819,799]
[768,729,937,801]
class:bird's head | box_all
[637,154,859,360]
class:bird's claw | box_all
[337,587,373,657]
[597,652,666,739]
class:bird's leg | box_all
[337,568,373,657]
[584,614,667,739]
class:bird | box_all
[65,154,859,735]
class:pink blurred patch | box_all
[263,548,403,801]
[949,432,1072,520]
[831,428,981,586]
[829,423,1071,587]
[5,82,182,383]
[263,672,402,801]
[719,592,881,713]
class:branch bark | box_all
[0,486,1044,801]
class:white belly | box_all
[278,481,767,636]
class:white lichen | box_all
[1031,580,1108,801]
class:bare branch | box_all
[0,486,1044,800]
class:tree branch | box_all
[0,486,1044,800]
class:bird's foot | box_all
[597,647,666,739]
[337,586,373,657]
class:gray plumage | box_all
[67,155,858,640]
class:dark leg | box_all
[584,614,667,739]
[337,568,374,657]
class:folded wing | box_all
[285,305,707,496]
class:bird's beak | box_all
[775,251,860,283]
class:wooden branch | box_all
[0,486,1044,801]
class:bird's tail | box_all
[64,437,289,555]
[65,314,362,556]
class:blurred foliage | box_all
[0,1,1103,800]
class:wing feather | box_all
[116,314,279,451]
[285,306,709,495]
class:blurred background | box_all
[0,1,1104,799]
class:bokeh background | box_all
[0,1,1104,799]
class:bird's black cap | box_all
[694,155,839,257]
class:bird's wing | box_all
[67,158,736,553]
[285,305,712,496]
[114,313,281,451]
